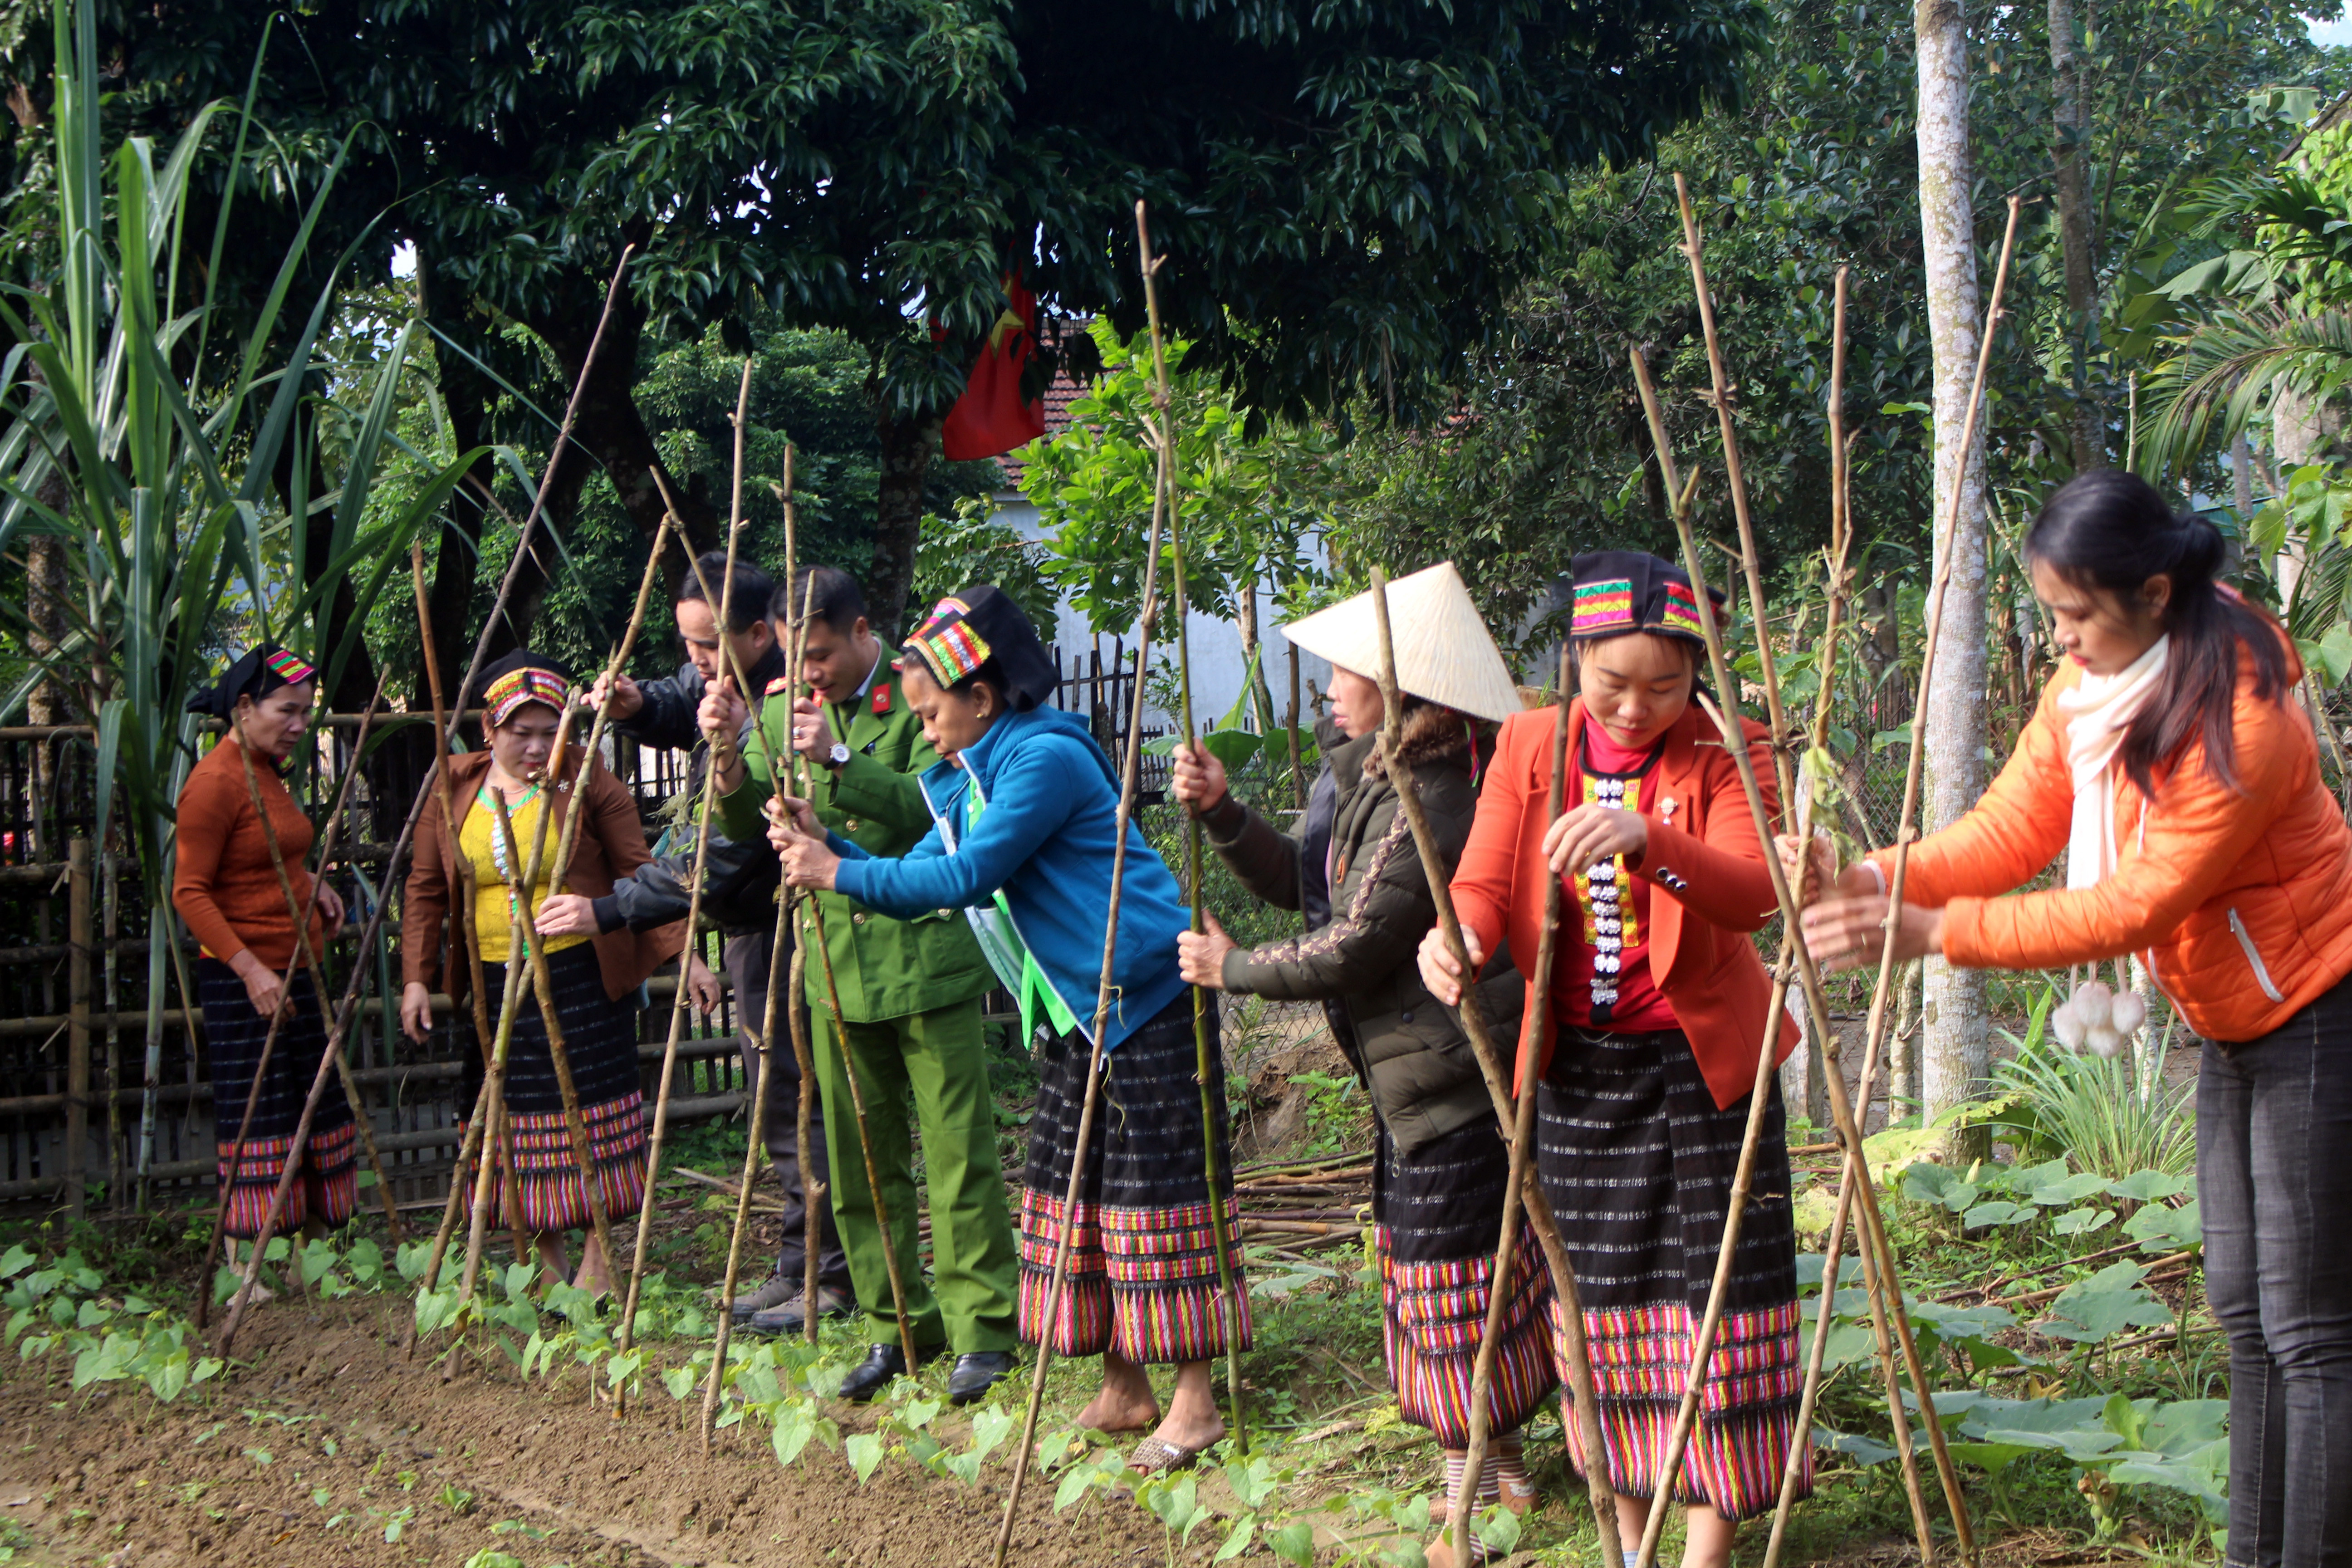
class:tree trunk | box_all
[1916,0,1992,1155]
[2049,0,2101,470]
[872,408,942,641]
[528,279,720,567]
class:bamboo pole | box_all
[990,202,1183,1568]
[702,451,818,1445]
[451,911,537,1317]
[217,245,639,1357]
[1135,201,1247,1449]
[1625,296,1936,1559]
[1411,616,1568,1565]
[613,363,794,1382]
[1758,200,2022,1568]
[1673,172,1794,809]
[667,384,921,1376]
[64,839,89,1220]
[778,457,826,1346]
[227,687,407,1240]
[197,688,398,1328]
[406,539,532,1319]
[1367,642,1623,1557]
[486,791,618,1305]
[1631,200,2016,1558]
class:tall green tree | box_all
[3,0,1768,674]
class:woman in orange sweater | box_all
[1419,554,1805,1567]
[1794,470,2352,1568]
[173,646,350,1276]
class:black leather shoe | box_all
[838,1342,929,1403]
[946,1351,1017,1406]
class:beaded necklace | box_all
[1572,735,1663,1024]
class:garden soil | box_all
[0,1295,1172,1568]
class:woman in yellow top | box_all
[399,652,692,1292]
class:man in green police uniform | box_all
[701,565,1019,1406]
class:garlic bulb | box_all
[2049,979,2141,1059]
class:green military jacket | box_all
[715,662,993,1024]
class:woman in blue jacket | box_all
[767,586,1247,1473]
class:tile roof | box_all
[996,342,1093,493]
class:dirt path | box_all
[0,1298,1172,1568]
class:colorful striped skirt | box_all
[1019,990,1250,1364]
[463,944,648,1232]
[201,957,358,1240]
[1376,1116,1558,1449]
[1535,1024,1810,1522]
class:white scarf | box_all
[2055,635,2169,889]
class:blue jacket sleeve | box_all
[832,746,1076,918]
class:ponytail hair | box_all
[2025,469,2289,795]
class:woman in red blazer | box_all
[1420,553,1803,1567]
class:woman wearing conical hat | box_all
[1171,564,1550,1563]
[1420,551,1810,1567]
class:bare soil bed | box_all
[0,1294,1172,1568]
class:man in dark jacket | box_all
[539,550,853,1328]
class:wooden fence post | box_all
[66,838,90,1219]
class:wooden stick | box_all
[671,405,923,1377]
[1674,172,1793,810]
[702,445,813,1444]
[778,452,827,1346]
[194,682,390,1328]
[407,538,530,1324]
[991,201,1181,1568]
[452,907,536,1314]
[1634,219,2011,1556]
[219,244,640,1356]
[1416,619,1569,1564]
[1365,628,1623,1558]
[615,364,792,1380]
[486,790,618,1310]
[1136,200,1247,1449]
[1768,201,2022,1568]
[1629,282,1941,1561]
[227,687,406,1245]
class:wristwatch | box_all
[824,741,851,771]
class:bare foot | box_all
[1074,1385,1158,1434]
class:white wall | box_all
[992,492,1333,732]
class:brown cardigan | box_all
[401,747,684,1004]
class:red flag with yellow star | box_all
[941,276,1047,461]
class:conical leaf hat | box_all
[1282,563,1520,724]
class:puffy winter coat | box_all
[1868,643,2352,1044]
[1205,708,1523,1154]
[1451,698,1795,1112]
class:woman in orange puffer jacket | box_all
[1795,469,2352,1568]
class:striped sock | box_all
[1624,1551,1641,1568]
[1490,1441,1530,1503]
[1440,1455,1501,1565]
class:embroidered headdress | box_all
[900,586,1056,711]
[470,651,573,728]
[186,644,317,717]
[1564,550,1724,647]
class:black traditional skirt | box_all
[462,943,648,1232]
[200,958,357,1239]
[1376,1116,1558,1448]
[1019,990,1250,1364]
[1536,1024,1810,1521]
